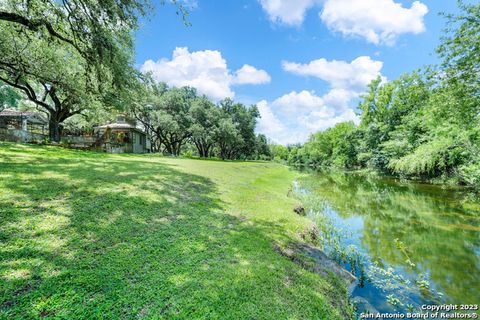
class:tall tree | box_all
[219,99,260,159]
[0,0,160,87]
[190,97,221,158]
[0,24,96,141]
[437,1,480,94]
[215,118,243,160]
[130,79,168,152]
[358,72,430,170]
[254,134,271,160]
[150,87,195,156]
[389,2,480,179]
[0,0,186,141]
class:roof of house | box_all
[0,109,48,125]
[95,118,146,135]
[96,123,137,130]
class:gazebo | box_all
[94,116,149,154]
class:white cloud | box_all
[257,100,308,145]
[258,0,428,45]
[233,64,271,85]
[257,100,286,136]
[322,88,355,110]
[282,56,385,94]
[256,90,359,145]
[272,90,324,116]
[320,0,428,45]
[258,0,317,26]
[298,108,358,132]
[141,47,270,101]
[141,47,233,100]
[257,55,385,145]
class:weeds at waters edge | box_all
[292,180,445,314]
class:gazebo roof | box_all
[96,122,137,130]
[95,118,146,135]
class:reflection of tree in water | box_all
[299,172,480,305]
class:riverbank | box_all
[290,164,480,194]
[294,171,480,315]
[0,143,352,319]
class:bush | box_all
[459,162,480,187]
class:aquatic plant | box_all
[292,178,453,314]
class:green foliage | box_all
[215,117,244,160]
[254,134,272,160]
[0,85,20,111]
[190,96,220,157]
[270,144,289,162]
[296,172,479,310]
[459,161,480,186]
[130,83,269,159]
[151,87,196,156]
[389,137,455,176]
[0,143,349,319]
[287,122,359,169]
[0,19,95,141]
[280,2,480,189]
[437,1,480,94]
[219,98,260,159]
[0,0,161,90]
[0,0,186,141]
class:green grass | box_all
[0,143,350,319]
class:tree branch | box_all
[0,11,82,54]
[0,75,53,112]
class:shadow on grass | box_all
[0,147,348,319]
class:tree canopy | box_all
[281,2,480,188]
[0,0,186,141]
[130,82,271,159]
[0,85,20,111]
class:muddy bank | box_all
[274,242,357,293]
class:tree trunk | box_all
[203,143,213,158]
[220,145,226,160]
[204,145,209,158]
[164,143,174,156]
[200,143,210,158]
[48,118,62,142]
[194,140,204,157]
[175,142,182,157]
[47,96,73,142]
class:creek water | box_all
[295,171,479,316]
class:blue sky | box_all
[135,0,461,145]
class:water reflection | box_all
[297,172,480,313]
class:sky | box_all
[135,0,461,145]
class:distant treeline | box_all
[271,2,480,187]
[0,0,270,160]
[130,81,271,160]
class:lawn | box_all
[0,143,350,319]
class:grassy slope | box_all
[0,143,349,319]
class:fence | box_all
[0,130,146,154]
[60,135,97,149]
[0,129,98,150]
[0,128,47,143]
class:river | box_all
[295,171,479,316]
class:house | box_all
[94,116,150,154]
[0,109,48,142]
